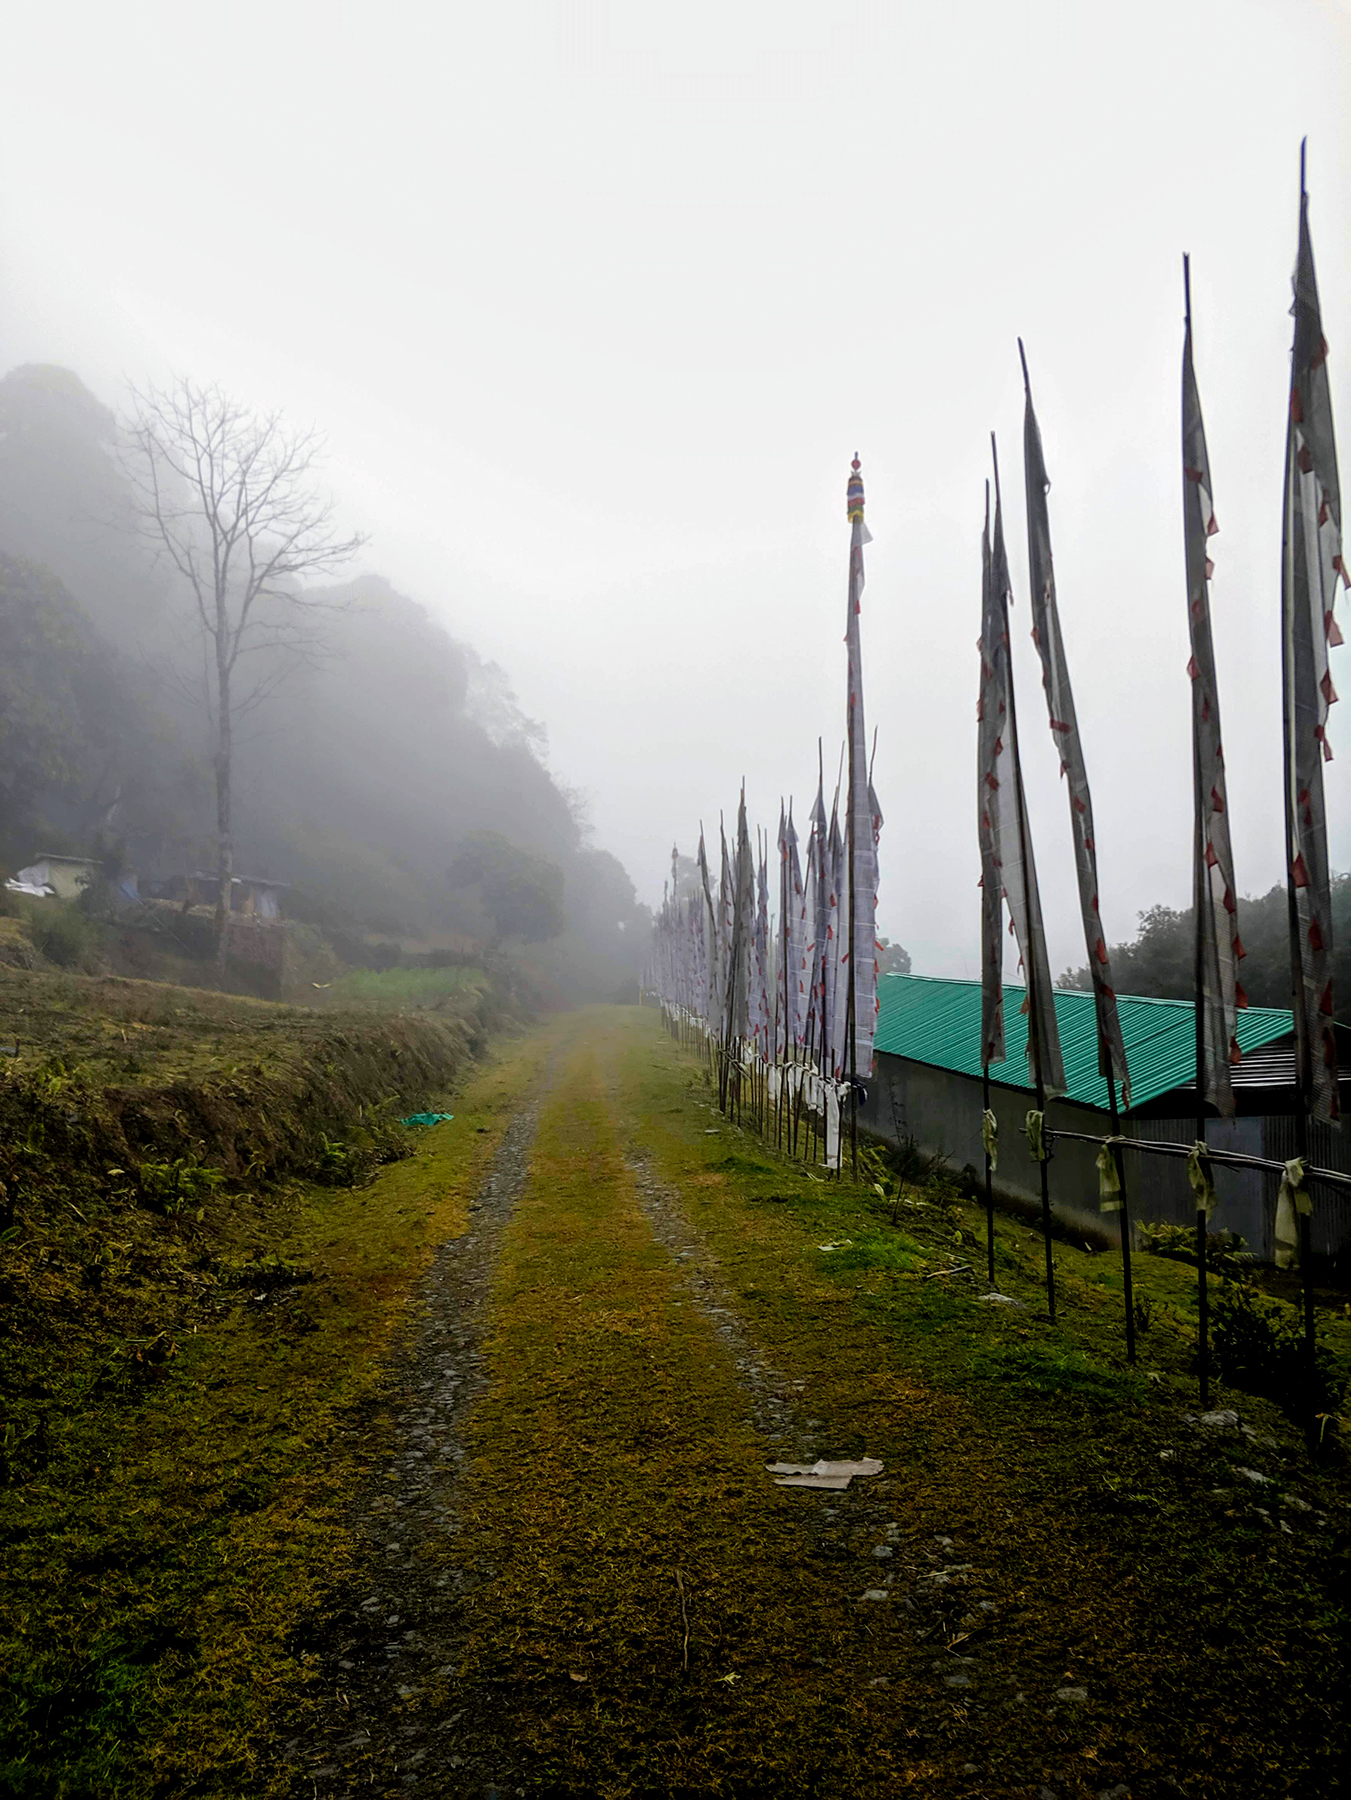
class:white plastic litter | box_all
[767,1457,884,1491]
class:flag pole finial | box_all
[1183,252,1192,328]
[1017,337,1031,394]
[1300,136,1307,197]
[846,455,865,523]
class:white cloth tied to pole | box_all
[1274,1156,1311,1269]
[981,1108,998,1172]
[1025,1109,1048,1163]
[1097,1137,1124,1211]
[1185,1141,1217,1217]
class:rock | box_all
[861,1588,890,1602]
[1282,1494,1313,1512]
[944,1673,971,1688]
[1198,1409,1240,1429]
[1055,1685,1088,1703]
[1235,1466,1272,1485]
[1097,1787,1130,1799]
[868,1676,890,1687]
[977,1291,1027,1307]
[872,1545,894,1559]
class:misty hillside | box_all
[0,362,647,999]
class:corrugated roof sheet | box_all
[873,975,1294,1113]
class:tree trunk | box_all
[214,650,233,989]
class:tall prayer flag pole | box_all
[1281,146,1345,1383]
[1182,254,1245,1399]
[844,454,878,1182]
[990,436,1067,1315]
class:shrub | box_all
[1139,1220,1251,1279]
[135,1158,224,1216]
[1210,1281,1346,1424]
[26,900,100,969]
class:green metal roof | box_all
[873,974,1293,1112]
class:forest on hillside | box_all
[1058,879,1351,1023]
[0,363,648,1002]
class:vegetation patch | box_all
[440,1042,929,1794]
[0,986,548,1796]
[608,1012,1351,1798]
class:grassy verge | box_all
[602,1010,1350,1798]
[316,966,490,1012]
[0,1027,549,1797]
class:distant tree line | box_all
[1057,878,1351,1023]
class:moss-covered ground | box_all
[0,1022,548,1797]
[4,1004,1349,1797]
[439,1010,1349,1796]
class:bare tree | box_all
[123,376,366,979]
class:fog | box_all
[3,0,1349,981]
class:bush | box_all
[135,1158,224,1216]
[25,900,100,969]
[1210,1281,1346,1425]
[1139,1220,1251,1279]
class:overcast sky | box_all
[3,0,1350,979]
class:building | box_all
[856,974,1350,1263]
[151,873,289,919]
[5,855,139,905]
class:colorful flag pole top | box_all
[847,456,866,525]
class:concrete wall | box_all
[859,1052,1350,1258]
[858,1053,1110,1243]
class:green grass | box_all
[603,1010,1351,1798]
[319,964,489,1011]
[443,1037,936,1793]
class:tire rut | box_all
[623,1139,1018,1755]
[273,1097,543,1799]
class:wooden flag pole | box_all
[995,430,1056,1320]
[1106,1054,1137,1365]
[1186,254,1213,1409]
[982,1063,996,1289]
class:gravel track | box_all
[275,1099,543,1799]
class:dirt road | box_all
[276,1009,1348,1800]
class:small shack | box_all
[155,873,289,919]
[857,974,1350,1263]
[5,855,140,906]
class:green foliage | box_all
[1058,878,1351,1019]
[971,1340,1141,1407]
[134,1158,224,1216]
[1139,1220,1251,1279]
[447,829,565,945]
[1211,1281,1347,1424]
[321,964,487,1011]
[24,899,101,969]
[875,935,911,976]
[217,1252,313,1292]
[0,551,202,876]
